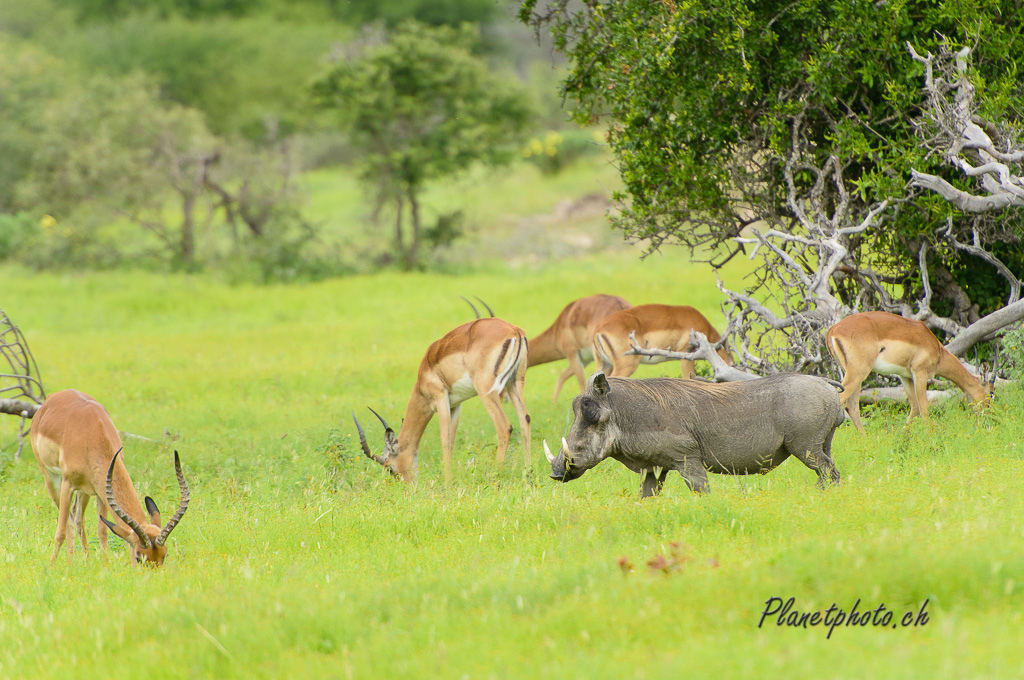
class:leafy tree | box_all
[11,68,219,267]
[521,0,1023,372]
[313,21,533,269]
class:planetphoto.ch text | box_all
[758,597,930,639]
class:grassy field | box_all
[0,253,1022,679]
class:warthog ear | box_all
[592,372,611,396]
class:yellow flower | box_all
[40,214,57,231]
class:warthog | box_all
[545,373,843,496]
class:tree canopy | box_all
[522,0,1024,370]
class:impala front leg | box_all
[436,397,456,485]
[52,479,74,564]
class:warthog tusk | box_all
[544,440,555,463]
[561,437,572,465]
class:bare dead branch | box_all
[625,330,761,382]
[0,398,38,417]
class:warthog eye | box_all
[582,401,604,424]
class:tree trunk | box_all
[393,193,405,266]
[405,185,421,271]
[181,192,196,266]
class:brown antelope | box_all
[355,316,531,483]
[29,389,189,566]
[527,294,631,401]
[592,304,731,378]
[826,311,994,432]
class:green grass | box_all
[0,256,1022,679]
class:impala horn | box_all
[476,297,494,318]
[105,448,152,549]
[461,296,495,319]
[353,409,401,477]
[155,450,189,547]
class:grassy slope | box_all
[0,255,1022,678]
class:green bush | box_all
[0,213,36,260]
[1003,324,1024,380]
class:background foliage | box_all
[0,0,567,275]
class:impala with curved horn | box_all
[826,311,995,432]
[29,389,189,566]
[353,316,532,483]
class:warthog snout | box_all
[544,439,584,482]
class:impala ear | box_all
[145,496,162,525]
[100,515,131,543]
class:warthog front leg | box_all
[679,457,710,494]
[640,467,670,498]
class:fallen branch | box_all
[625,330,761,382]
[0,398,38,418]
[856,387,956,405]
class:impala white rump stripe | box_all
[489,335,524,394]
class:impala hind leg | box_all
[838,364,872,433]
[479,392,513,464]
[71,492,90,555]
[505,383,531,470]
[98,502,110,552]
[552,366,575,402]
[609,353,642,378]
[553,351,586,402]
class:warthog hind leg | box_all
[789,438,840,488]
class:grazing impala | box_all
[29,389,189,566]
[826,311,993,432]
[527,294,631,401]
[593,304,731,378]
[355,316,531,483]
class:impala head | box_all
[546,373,616,482]
[100,448,190,567]
[353,408,412,481]
[979,350,1000,402]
